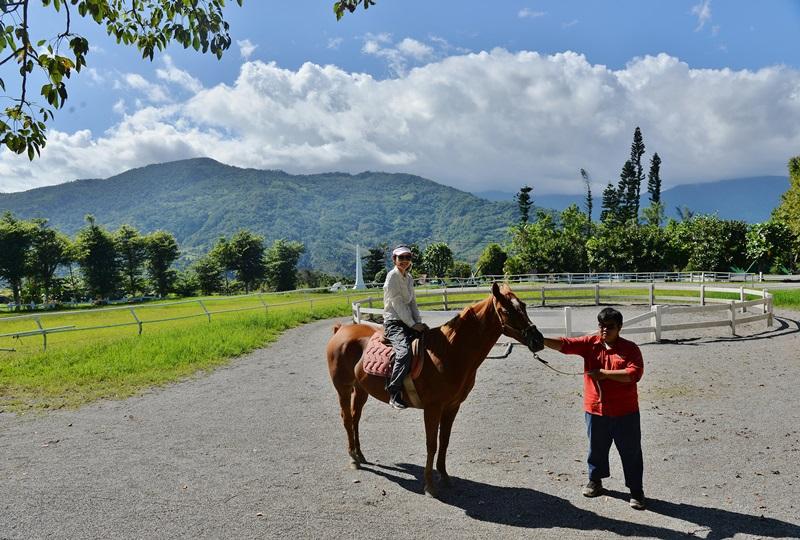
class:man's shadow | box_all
[361,463,800,540]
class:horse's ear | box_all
[491,281,502,299]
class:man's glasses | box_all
[396,255,412,261]
[598,322,618,330]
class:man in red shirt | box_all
[543,307,646,510]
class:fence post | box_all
[729,301,736,336]
[648,283,655,307]
[700,284,705,306]
[594,284,600,306]
[443,288,449,310]
[541,287,546,307]
[355,303,362,324]
[739,287,746,313]
[762,289,768,315]
[764,289,773,327]
[130,307,143,336]
[198,300,211,323]
[564,306,572,337]
[652,305,662,343]
[258,293,268,314]
[34,316,46,351]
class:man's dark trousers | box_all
[585,411,643,490]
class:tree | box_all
[629,126,646,213]
[600,183,621,224]
[75,215,119,300]
[145,230,180,297]
[0,212,34,307]
[264,239,304,292]
[505,207,589,274]
[192,255,224,296]
[618,160,638,223]
[228,229,266,293]
[422,242,454,278]
[0,0,243,159]
[580,168,593,221]
[362,245,387,282]
[475,243,507,277]
[333,0,375,19]
[746,220,795,273]
[647,153,662,204]
[515,185,534,224]
[670,215,748,272]
[449,261,472,279]
[28,218,71,302]
[209,237,236,293]
[772,156,800,253]
[114,224,147,296]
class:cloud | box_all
[562,19,579,29]
[155,55,203,94]
[327,37,344,50]
[518,8,546,19]
[691,0,712,31]
[237,39,258,60]
[119,73,170,103]
[2,50,800,196]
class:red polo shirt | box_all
[560,334,644,417]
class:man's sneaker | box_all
[582,480,604,497]
[389,393,407,410]
[629,489,646,510]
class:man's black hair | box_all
[597,307,623,327]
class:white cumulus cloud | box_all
[237,39,258,60]
[2,50,799,196]
[518,8,546,19]
[692,0,713,31]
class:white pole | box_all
[353,244,366,290]
[564,306,572,337]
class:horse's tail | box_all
[332,322,343,335]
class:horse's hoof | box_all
[349,460,361,470]
[357,453,368,464]
[439,475,452,488]
[424,485,438,498]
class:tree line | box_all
[0,214,310,309]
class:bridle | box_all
[490,295,583,376]
[491,295,543,352]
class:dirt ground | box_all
[1,305,799,539]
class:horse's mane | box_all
[440,296,491,343]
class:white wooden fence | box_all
[351,283,774,343]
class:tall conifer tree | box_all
[647,153,662,204]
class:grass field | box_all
[0,284,791,413]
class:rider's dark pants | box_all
[585,411,643,491]
[384,320,415,395]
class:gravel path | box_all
[1,306,799,539]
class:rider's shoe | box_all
[389,393,407,410]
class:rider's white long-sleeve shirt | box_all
[382,267,422,328]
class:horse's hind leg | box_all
[335,384,362,469]
[351,385,369,464]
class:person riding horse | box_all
[382,245,428,410]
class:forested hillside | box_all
[0,158,516,273]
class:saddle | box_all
[361,331,425,380]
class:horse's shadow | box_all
[362,463,800,540]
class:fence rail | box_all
[351,283,774,343]
[0,289,367,352]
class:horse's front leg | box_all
[335,385,360,469]
[423,406,443,498]
[436,404,461,487]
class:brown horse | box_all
[325,282,544,497]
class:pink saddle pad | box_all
[362,331,423,379]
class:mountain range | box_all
[474,175,789,223]
[0,158,515,274]
[0,158,789,275]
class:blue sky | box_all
[1,0,799,194]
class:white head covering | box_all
[392,245,412,257]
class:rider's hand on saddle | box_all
[413,323,428,332]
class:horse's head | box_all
[491,282,545,353]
